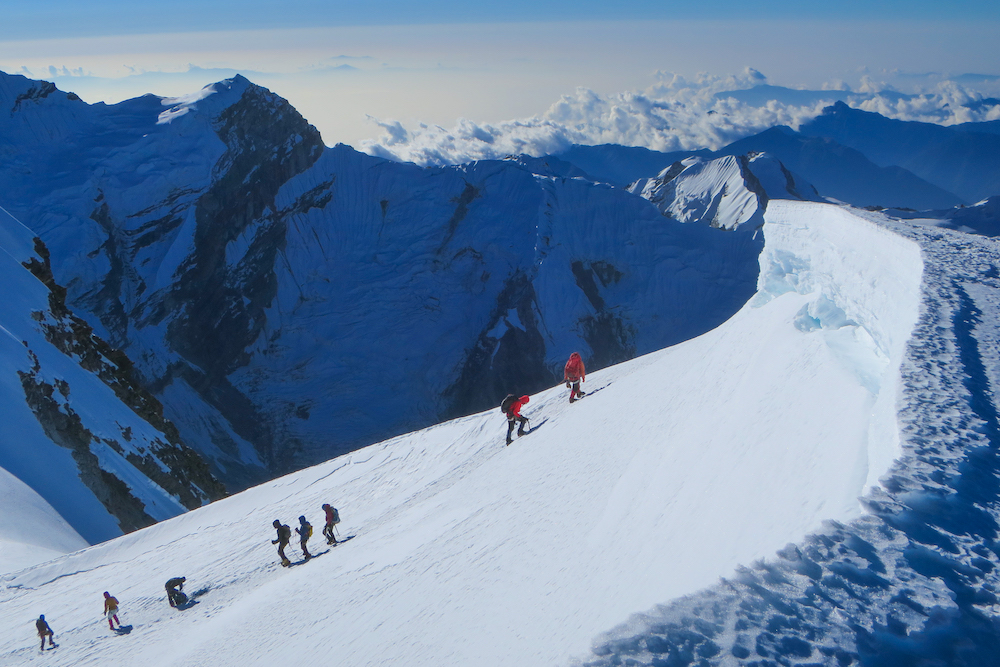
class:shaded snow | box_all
[0,467,87,574]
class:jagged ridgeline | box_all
[0,71,767,491]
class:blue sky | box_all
[5,0,1000,39]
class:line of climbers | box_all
[28,353,589,650]
[500,352,586,444]
[271,502,342,567]
[31,501,345,651]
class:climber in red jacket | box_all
[564,352,586,403]
[500,394,530,445]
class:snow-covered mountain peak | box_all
[157,75,253,125]
[0,69,762,491]
[628,152,821,231]
[628,154,768,231]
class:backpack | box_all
[303,524,312,539]
[332,508,340,524]
[499,394,516,415]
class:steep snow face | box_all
[0,72,763,487]
[744,151,822,202]
[0,467,87,574]
[242,149,761,472]
[628,153,819,232]
[630,155,766,231]
[0,207,224,561]
[0,202,923,666]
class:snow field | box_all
[0,201,923,666]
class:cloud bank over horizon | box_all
[359,68,1000,166]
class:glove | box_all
[566,381,571,388]
[272,539,278,544]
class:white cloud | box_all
[359,70,1000,166]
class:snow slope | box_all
[628,152,821,232]
[0,200,922,665]
[0,467,87,575]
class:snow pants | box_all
[506,414,528,442]
[567,378,583,401]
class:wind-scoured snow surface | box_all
[0,201,929,665]
[583,207,1000,666]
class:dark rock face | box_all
[18,361,157,534]
[169,85,323,364]
[445,272,552,418]
[570,261,636,370]
[20,237,225,531]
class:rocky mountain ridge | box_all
[0,206,224,545]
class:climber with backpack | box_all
[500,394,530,445]
[564,352,586,403]
[103,591,122,630]
[296,515,313,560]
[272,519,292,566]
[322,503,340,545]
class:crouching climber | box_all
[500,394,530,445]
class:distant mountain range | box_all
[558,101,1000,209]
